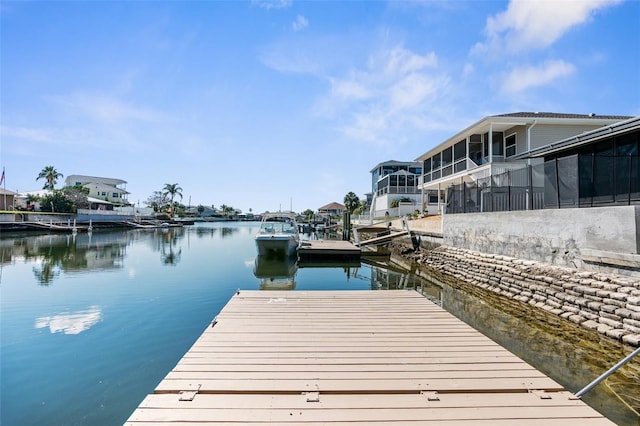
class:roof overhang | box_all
[514,116,640,159]
[414,114,632,162]
[369,160,422,173]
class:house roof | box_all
[65,174,127,186]
[0,188,17,195]
[18,189,52,197]
[369,160,422,173]
[318,202,346,211]
[492,112,632,120]
[514,115,640,159]
[87,196,114,205]
[415,112,633,162]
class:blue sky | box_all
[1,0,639,213]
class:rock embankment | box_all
[399,245,640,347]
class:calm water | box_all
[1,222,638,425]
[1,222,430,426]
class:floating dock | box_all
[126,290,613,425]
[298,240,361,261]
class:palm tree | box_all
[343,191,360,213]
[223,205,234,218]
[36,166,63,190]
[162,183,183,214]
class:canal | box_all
[1,221,638,425]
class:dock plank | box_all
[126,290,614,425]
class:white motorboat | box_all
[255,213,300,258]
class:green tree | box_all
[352,200,367,215]
[40,190,75,213]
[62,186,90,209]
[162,183,183,214]
[302,209,315,221]
[146,191,166,212]
[223,205,235,218]
[343,192,360,214]
[36,166,63,190]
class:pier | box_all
[298,240,361,261]
[126,290,613,425]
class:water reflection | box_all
[253,255,298,290]
[150,228,184,266]
[35,306,102,335]
[2,232,130,285]
[365,258,443,304]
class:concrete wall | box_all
[443,206,640,272]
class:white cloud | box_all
[341,108,390,145]
[264,37,449,146]
[502,60,576,93]
[389,73,441,111]
[327,47,447,145]
[477,0,623,54]
[35,306,102,335]
[462,63,474,77]
[0,126,55,143]
[292,15,308,32]
[374,47,438,76]
[252,0,292,10]
[49,91,163,123]
[330,78,371,100]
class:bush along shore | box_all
[390,241,640,347]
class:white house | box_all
[415,112,632,213]
[369,160,424,218]
[65,175,130,206]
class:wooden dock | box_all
[126,290,614,425]
[298,240,360,261]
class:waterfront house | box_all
[318,202,346,217]
[415,112,633,213]
[515,115,640,208]
[0,188,17,210]
[65,175,130,206]
[369,160,425,218]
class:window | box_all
[483,133,489,157]
[432,153,441,170]
[492,132,504,156]
[101,192,106,196]
[505,134,517,157]
[113,193,119,198]
[442,147,453,166]
[423,158,431,173]
[454,140,466,161]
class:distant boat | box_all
[255,212,300,258]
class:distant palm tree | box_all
[162,183,183,213]
[343,191,360,213]
[223,205,234,218]
[36,166,63,190]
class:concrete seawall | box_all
[442,205,640,275]
[399,245,640,347]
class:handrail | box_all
[575,346,640,397]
